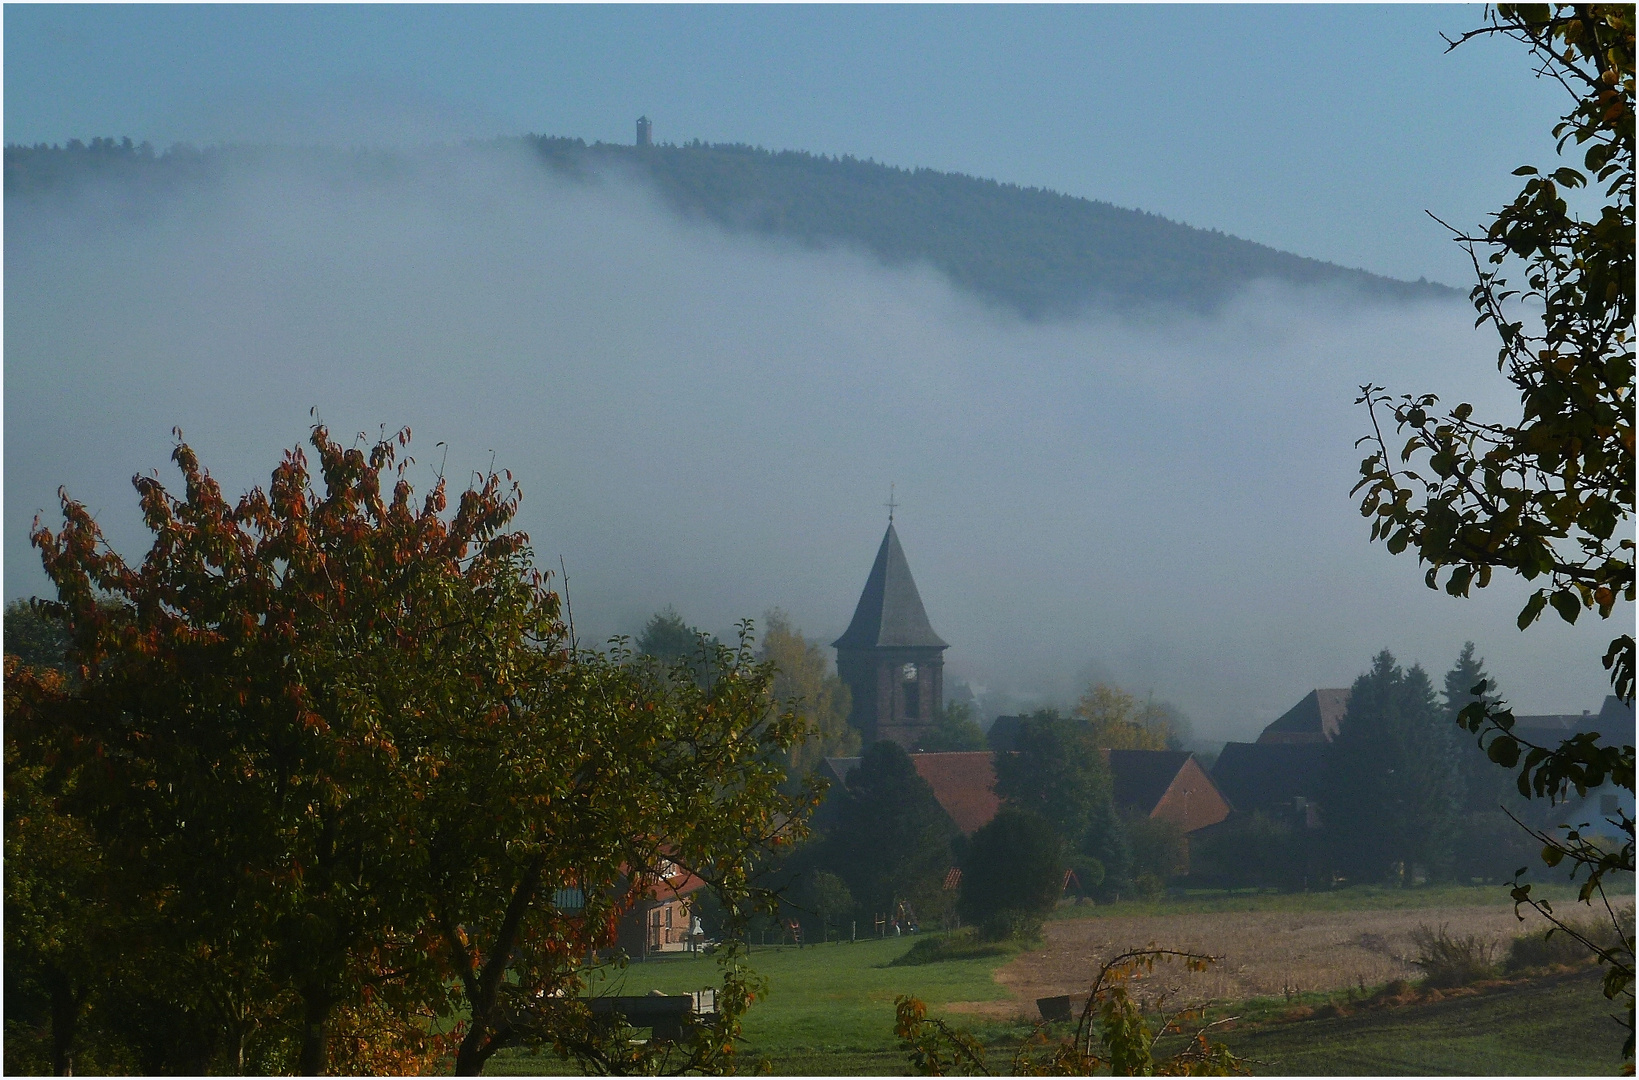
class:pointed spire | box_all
[833,523,948,650]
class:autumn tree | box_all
[1351,5,1633,1052]
[12,424,811,1074]
[760,608,859,779]
[1073,683,1188,751]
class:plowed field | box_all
[956,904,1581,1018]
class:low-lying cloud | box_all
[5,143,1622,741]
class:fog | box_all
[5,144,1623,742]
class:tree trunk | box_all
[48,971,78,1077]
[454,1026,490,1077]
[297,993,332,1076]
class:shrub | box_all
[1130,872,1167,900]
[1411,923,1498,987]
[977,909,1045,944]
[1067,854,1105,896]
[1505,917,1625,972]
[890,928,1013,966]
[1123,811,1188,883]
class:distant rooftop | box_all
[832,523,947,651]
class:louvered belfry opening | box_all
[833,523,948,748]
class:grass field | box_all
[485,935,1005,1074]
[485,883,1632,1075]
[1219,969,1627,1075]
[1052,879,1617,919]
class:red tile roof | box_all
[910,752,1001,835]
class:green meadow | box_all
[486,882,1631,1075]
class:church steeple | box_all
[834,521,949,749]
[832,523,948,650]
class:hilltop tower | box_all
[636,116,653,147]
[833,522,948,748]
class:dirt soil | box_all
[952,904,1571,1020]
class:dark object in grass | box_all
[585,994,717,1043]
[1037,995,1074,1023]
[1411,923,1498,988]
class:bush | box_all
[890,928,1013,966]
[1505,917,1625,972]
[958,808,1064,926]
[1410,923,1498,987]
[1123,811,1188,884]
[1188,811,1310,890]
[978,909,1045,944]
[1066,854,1105,896]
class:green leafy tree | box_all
[1351,5,1633,1052]
[1322,651,1466,882]
[825,741,957,920]
[992,710,1131,894]
[760,609,859,778]
[916,699,987,753]
[14,424,810,1075]
[3,600,71,673]
[957,807,1063,931]
[1190,811,1308,891]
[1122,810,1189,888]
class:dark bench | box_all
[586,991,717,1043]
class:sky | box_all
[4,6,1625,742]
[4,3,1576,285]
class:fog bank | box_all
[5,144,1623,741]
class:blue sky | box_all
[5,4,1571,286]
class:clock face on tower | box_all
[902,663,918,681]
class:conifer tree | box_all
[1323,651,1466,881]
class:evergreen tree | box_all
[1443,642,1517,814]
[1323,650,1466,881]
[634,605,706,662]
[823,741,957,920]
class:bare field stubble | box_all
[953,903,1630,1018]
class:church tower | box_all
[833,522,948,748]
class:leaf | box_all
[1548,589,1581,625]
[1487,735,1521,768]
[1517,592,1548,630]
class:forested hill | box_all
[6,136,1458,316]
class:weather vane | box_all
[885,483,899,524]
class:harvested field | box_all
[957,903,1630,1019]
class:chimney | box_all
[636,116,652,147]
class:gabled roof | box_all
[909,752,1001,835]
[823,751,998,835]
[832,523,948,650]
[1257,689,1350,744]
[1107,750,1194,814]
